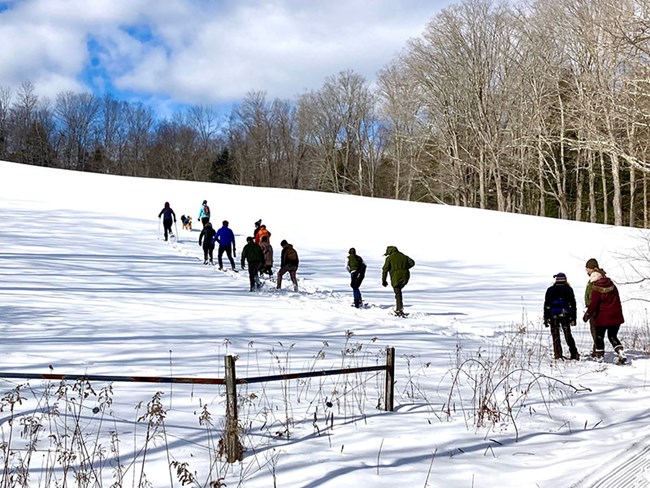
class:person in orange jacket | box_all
[255,224,271,245]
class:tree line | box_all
[2,0,650,227]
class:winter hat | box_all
[223,220,229,226]
[280,239,288,247]
[553,272,567,283]
[203,200,207,204]
[349,247,356,255]
[585,258,599,269]
[246,236,253,243]
[255,219,262,226]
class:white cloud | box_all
[0,0,455,107]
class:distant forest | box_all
[2,0,650,227]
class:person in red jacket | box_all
[583,267,626,363]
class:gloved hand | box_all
[570,320,576,327]
[382,281,388,287]
[544,319,550,328]
[233,250,237,257]
[582,312,590,322]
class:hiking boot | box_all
[615,347,627,363]
[203,260,208,265]
[570,352,580,361]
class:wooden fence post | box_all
[224,355,243,462]
[384,346,395,411]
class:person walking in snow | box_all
[347,248,366,308]
[198,200,211,228]
[382,246,415,317]
[198,222,216,264]
[259,234,274,278]
[158,202,177,242]
[254,224,271,245]
[544,273,579,360]
[241,236,264,291]
[584,258,600,355]
[253,219,263,241]
[277,240,299,291]
[583,265,626,363]
[214,220,237,271]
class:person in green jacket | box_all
[241,237,264,291]
[381,246,415,316]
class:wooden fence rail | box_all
[0,346,396,463]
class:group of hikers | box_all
[162,201,626,361]
[543,258,626,363]
[159,200,301,294]
[158,200,416,315]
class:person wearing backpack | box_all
[277,240,299,291]
[544,272,579,360]
[241,236,264,291]
[347,248,366,308]
[198,200,211,227]
[381,246,415,317]
[583,266,626,363]
[213,220,237,271]
[157,201,177,241]
[198,222,216,265]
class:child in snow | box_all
[543,273,579,360]
[198,222,216,264]
[158,202,177,241]
[347,248,366,308]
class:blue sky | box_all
[0,0,455,117]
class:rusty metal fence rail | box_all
[0,346,396,462]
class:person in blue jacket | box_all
[213,220,237,270]
[198,200,211,227]
[158,202,176,241]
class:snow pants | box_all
[549,317,578,360]
[163,218,173,241]
[202,244,214,263]
[218,245,236,270]
[246,261,262,291]
[594,325,623,355]
[350,270,365,308]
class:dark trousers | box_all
[201,217,210,227]
[393,285,404,312]
[247,261,262,291]
[549,317,578,359]
[594,325,623,354]
[351,270,365,307]
[202,245,214,262]
[218,245,236,269]
[163,219,173,241]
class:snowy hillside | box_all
[1,160,650,487]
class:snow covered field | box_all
[1,160,650,487]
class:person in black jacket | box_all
[544,272,579,360]
[198,222,216,264]
[158,202,176,241]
